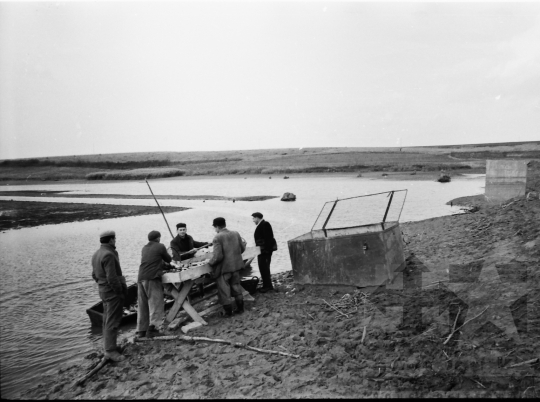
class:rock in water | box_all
[281,192,296,201]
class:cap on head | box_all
[251,212,263,219]
[176,223,186,229]
[148,230,161,241]
[99,230,116,239]
[212,217,226,227]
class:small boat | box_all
[86,257,255,327]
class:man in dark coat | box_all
[136,230,172,339]
[91,230,127,362]
[252,212,276,292]
[208,217,246,316]
[170,223,210,261]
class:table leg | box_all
[166,279,193,322]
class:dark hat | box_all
[148,230,161,241]
[212,217,226,227]
[99,230,115,238]
[251,212,263,219]
[176,223,187,229]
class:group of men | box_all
[91,212,276,361]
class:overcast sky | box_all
[0,1,539,160]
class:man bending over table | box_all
[208,217,246,317]
[136,230,172,339]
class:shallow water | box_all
[0,174,485,397]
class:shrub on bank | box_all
[86,168,185,180]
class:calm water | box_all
[0,174,484,397]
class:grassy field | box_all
[1,141,538,181]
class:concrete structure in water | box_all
[288,190,407,288]
[485,160,529,202]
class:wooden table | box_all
[161,246,260,326]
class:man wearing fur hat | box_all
[136,230,172,338]
[170,223,211,261]
[91,230,127,361]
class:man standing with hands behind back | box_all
[91,230,127,362]
[251,212,276,293]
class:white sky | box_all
[1,1,539,159]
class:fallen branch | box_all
[443,306,488,345]
[361,325,367,344]
[73,357,109,387]
[506,358,539,368]
[443,307,461,345]
[322,299,349,318]
[134,335,300,358]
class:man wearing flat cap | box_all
[170,223,211,262]
[91,230,127,362]
[208,217,246,316]
[252,212,277,292]
[136,230,172,338]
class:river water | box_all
[0,174,485,397]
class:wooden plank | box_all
[181,300,208,325]
[162,265,212,284]
[197,303,222,318]
[166,279,193,322]
[242,246,261,260]
[161,246,260,284]
[181,322,204,334]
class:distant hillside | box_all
[1,141,539,182]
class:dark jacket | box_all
[138,240,172,282]
[91,244,126,297]
[170,234,208,261]
[254,220,276,254]
[208,228,246,278]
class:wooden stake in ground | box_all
[134,334,300,359]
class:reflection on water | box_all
[0,174,484,397]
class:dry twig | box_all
[506,358,539,368]
[135,334,300,358]
[73,357,109,387]
[443,306,488,345]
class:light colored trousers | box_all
[137,278,164,332]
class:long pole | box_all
[145,179,175,239]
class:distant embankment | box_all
[1,142,538,182]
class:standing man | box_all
[251,212,276,293]
[137,230,172,338]
[170,223,211,261]
[91,230,127,362]
[208,217,246,317]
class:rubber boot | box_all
[146,325,161,338]
[223,304,233,317]
[234,298,245,314]
[135,331,146,340]
[104,350,126,362]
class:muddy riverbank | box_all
[0,200,189,231]
[17,194,539,399]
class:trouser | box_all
[216,271,243,306]
[137,279,165,332]
[257,253,273,288]
[100,292,125,352]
